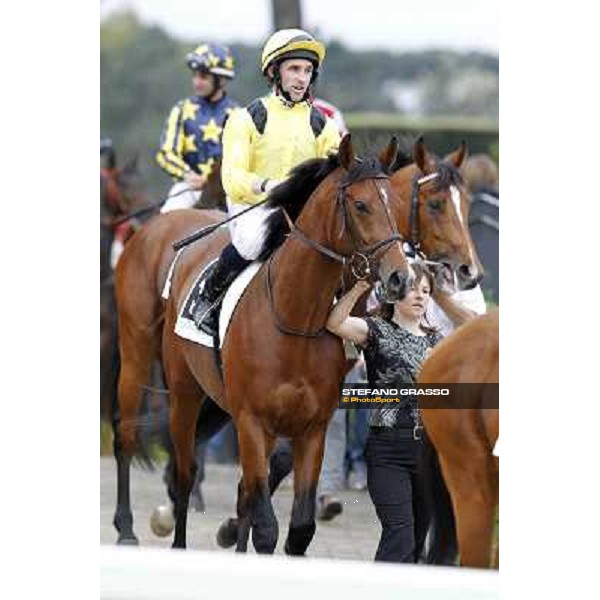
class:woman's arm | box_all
[431,284,486,328]
[326,281,371,344]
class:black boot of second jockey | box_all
[193,243,251,336]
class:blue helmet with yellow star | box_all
[186,43,236,79]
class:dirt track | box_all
[100,457,380,560]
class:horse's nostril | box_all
[386,271,408,300]
[388,272,400,289]
[458,264,472,278]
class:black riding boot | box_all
[193,244,251,336]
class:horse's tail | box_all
[108,319,169,471]
[131,362,171,471]
[419,436,458,565]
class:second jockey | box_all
[193,28,341,335]
[156,43,238,212]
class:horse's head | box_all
[335,134,413,301]
[101,154,149,217]
[390,138,484,292]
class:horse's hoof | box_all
[284,540,305,557]
[117,534,139,546]
[216,518,238,548]
[150,505,175,537]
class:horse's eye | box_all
[355,200,369,213]
[428,198,445,212]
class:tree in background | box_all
[271,0,303,29]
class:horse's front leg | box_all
[236,412,278,554]
[216,438,293,549]
[285,427,327,556]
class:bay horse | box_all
[419,310,499,568]
[389,137,483,291]
[114,135,412,552]
[109,136,484,547]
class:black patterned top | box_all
[361,317,442,428]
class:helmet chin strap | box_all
[272,66,313,105]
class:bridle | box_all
[408,171,439,256]
[266,160,405,337]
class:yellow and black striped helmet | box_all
[261,29,325,75]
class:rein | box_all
[408,172,439,253]
[267,167,404,337]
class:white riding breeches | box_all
[160,181,201,213]
[226,198,279,260]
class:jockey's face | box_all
[278,59,314,102]
[192,70,217,97]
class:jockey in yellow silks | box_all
[194,29,340,335]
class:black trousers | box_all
[365,427,429,563]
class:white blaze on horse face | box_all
[450,185,464,226]
[450,185,477,270]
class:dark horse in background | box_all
[100,146,150,424]
[101,147,229,516]
[101,145,228,423]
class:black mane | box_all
[257,154,340,261]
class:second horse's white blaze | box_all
[450,185,477,271]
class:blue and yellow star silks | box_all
[156,94,238,180]
[200,118,222,144]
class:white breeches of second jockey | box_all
[226,198,279,260]
[160,181,201,213]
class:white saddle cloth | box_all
[166,261,263,348]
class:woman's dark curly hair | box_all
[374,261,438,335]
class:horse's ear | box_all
[413,136,436,174]
[445,140,468,169]
[379,136,399,173]
[338,134,355,170]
